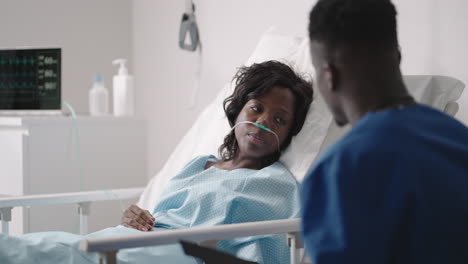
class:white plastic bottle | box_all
[89,74,109,116]
[112,58,135,116]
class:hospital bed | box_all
[0,30,465,264]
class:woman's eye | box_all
[250,106,259,112]
[275,117,285,125]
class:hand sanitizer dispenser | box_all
[112,59,135,116]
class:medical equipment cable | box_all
[63,100,88,233]
[230,121,281,153]
[63,101,85,192]
[63,101,127,215]
[188,41,203,109]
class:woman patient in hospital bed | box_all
[0,60,313,264]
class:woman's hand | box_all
[121,204,155,231]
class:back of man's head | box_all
[308,0,412,126]
[309,0,399,55]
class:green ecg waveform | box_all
[0,57,36,66]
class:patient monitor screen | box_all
[0,48,61,110]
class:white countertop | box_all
[0,115,145,127]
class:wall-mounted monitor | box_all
[0,48,61,115]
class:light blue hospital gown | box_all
[0,155,300,263]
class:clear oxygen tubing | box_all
[230,121,281,153]
[63,101,85,192]
[186,0,203,109]
[63,101,126,213]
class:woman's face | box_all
[234,86,296,160]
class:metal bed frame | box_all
[0,188,307,264]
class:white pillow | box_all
[404,75,464,111]
[245,27,304,66]
[316,75,466,155]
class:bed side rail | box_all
[0,187,144,235]
[80,218,305,264]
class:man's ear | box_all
[323,62,338,92]
[397,46,402,64]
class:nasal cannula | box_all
[230,121,281,152]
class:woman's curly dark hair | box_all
[218,60,313,166]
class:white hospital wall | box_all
[133,0,468,177]
[0,0,132,114]
[394,0,468,124]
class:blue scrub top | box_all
[301,104,468,264]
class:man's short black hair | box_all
[309,0,398,52]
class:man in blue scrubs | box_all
[301,0,468,263]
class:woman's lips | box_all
[248,133,266,145]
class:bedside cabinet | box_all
[0,116,147,235]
